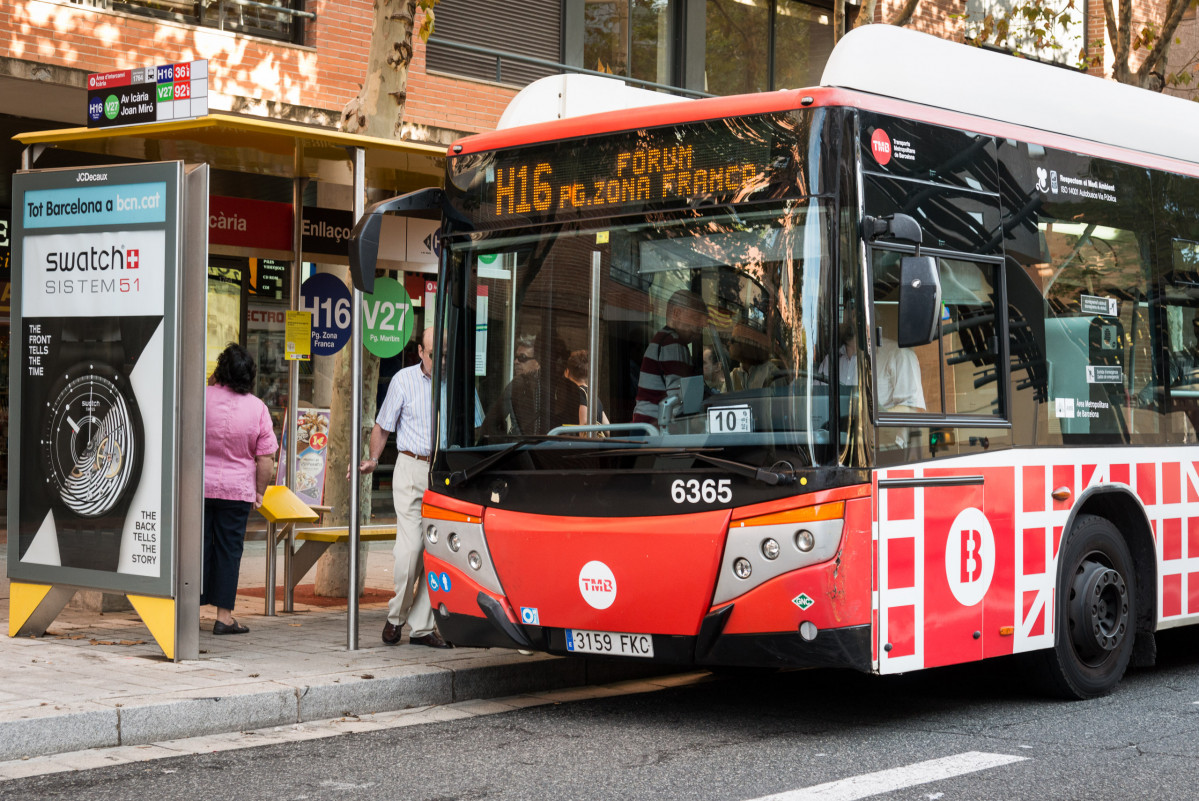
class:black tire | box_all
[1037,514,1136,700]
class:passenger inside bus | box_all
[728,324,788,391]
[824,308,925,413]
[565,349,609,427]
[482,333,584,436]
[632,289,709,425]
[702,346,727,394]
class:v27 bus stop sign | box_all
[361,276,414,358]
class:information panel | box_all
[450,112,798,227]
[8,163,183,597]
[87,60,208,127]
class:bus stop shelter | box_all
[11,114,445,657]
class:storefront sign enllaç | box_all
[208,196,437,262]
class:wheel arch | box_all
[1065,485,1157,640]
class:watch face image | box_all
[41,362,143,519]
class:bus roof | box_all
[821,25,1199,166]
[452,25,1199,168]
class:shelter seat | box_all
[282,525,397,605]
[294,525,396,544]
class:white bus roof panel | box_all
[821,25,1199,166]
[497,74,687,129]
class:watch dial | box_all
[42,365,141,518]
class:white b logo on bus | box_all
[944,507,994,607]
[578,560,617,610]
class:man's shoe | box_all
[382,621,402,646]
[213,619,249,635]
[410,632,453,649]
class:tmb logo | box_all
[578,560,617,610]
[944,507,994,607]
[870,128,893,166]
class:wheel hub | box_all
[1069,559,1130,662]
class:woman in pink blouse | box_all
[203,344,278,635]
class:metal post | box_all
[348,146,365,650]
[285,167,305,613]
[175,163,209,658]
[588,251,601,428]
[265,521,277,615]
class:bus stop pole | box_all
[285,161,305,614]
[347,146,365,650]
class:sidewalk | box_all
[0,539,670,762]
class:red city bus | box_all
[351,26,1199,698]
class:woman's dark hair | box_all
[213,343,256,394]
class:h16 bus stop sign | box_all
[298,273,352,356]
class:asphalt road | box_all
[8,628,1199,801]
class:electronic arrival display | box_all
[456,112,800,225]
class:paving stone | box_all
[0,541,683,762]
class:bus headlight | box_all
[448,532,461,552]
[795,529,815,552]
[425,524,438,545]
[713,501,846,605]
[468,551,483,571]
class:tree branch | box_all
[886,0,921,28]
[1137,0,1190,83]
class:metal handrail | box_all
[427,37,713,98]
[73,0,314,37]
[216,0,315,20]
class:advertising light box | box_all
[9,162,185,597]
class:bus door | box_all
[866,247,1014,674]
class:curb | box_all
[0,655,673,762]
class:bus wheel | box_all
[1040,514,1135,700]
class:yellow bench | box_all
[281,524,397,610]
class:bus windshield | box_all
[438,200,836,470]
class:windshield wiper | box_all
[446,434,649,487]
[659,449,796,486]
[568,446,796,486]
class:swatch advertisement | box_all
[9,163,183,597]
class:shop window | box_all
[704,0,833,95]
[68,0,308,44]
[206,264,244,377]
[584,0,677,86]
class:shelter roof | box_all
[13,113,446,191]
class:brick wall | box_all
[2,0,375,116]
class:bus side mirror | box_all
[897,255,941,347]
[348,187,445,294]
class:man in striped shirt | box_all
[632,289,708,425]
[357,326,451,648]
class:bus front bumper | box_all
[433,599,873,672]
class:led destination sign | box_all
[467,113,796,223]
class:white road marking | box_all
[750,751,1028,801]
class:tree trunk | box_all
[314,0,430,596]
[314,273,380,596]
[341,0,423,140]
